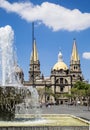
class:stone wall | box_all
[0,126,89,130]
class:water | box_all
[0,25,41,121]
[0,25,17,86]
[15,86,41,119]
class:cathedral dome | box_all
[53,51,68,71]
[53,61,68,70]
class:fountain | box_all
[15,86,41,120]
[0,25,89,130]
[0,25,41,121]
[0,25,14,85]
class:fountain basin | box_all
[0,114,89,130]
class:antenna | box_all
[32,22,35,87]
[32,22,34,47]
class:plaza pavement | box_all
[41,104,90,121]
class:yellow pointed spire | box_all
[31,39,38,61]
[71,39,79,61]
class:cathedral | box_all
[16,39,84,104]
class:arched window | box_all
[60,86,63,92]
[56,79,59,83]
[60,78,63,84]
[65,79,68,84]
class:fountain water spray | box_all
[0,25,16,86]
[0,25,41,120]
[15,86,41,120]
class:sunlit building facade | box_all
[17,39,84,104]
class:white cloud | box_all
[82,52,90,59]
[0,0,90,31]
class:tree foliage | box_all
[70,81,90,107]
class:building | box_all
[18,39,84,104]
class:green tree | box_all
[86,87,90,110]
[71,81,90,107]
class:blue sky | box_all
[0,0,90,82]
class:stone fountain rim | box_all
[0,114,89,127]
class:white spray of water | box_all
[0,25,16,86]
[0,25,41,119]
[15,86,41,119]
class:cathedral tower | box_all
[29,39,41,83]
[70,39,83,84]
